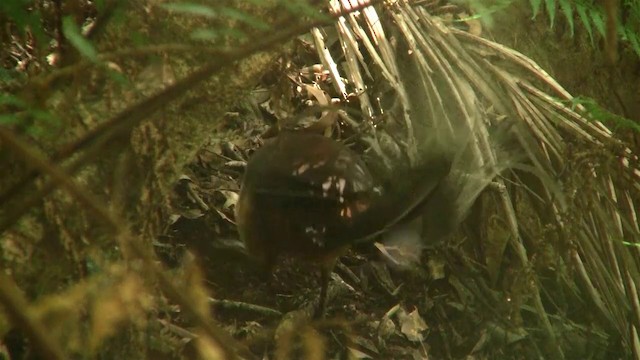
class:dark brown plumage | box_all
[235,131,452,315]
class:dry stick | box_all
[158,319,197,340]
[0,273,65,360]
[209,298,283,318]
[0,1,374,229]
[0,128,254,360]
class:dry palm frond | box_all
[315,0,640,358]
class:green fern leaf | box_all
[575,3,594,44]
[626,29,640,57]
[626,0,640,20]
[572,96,640,133]
[530,0,543,19]
[0,2,47,44]
[616,20,628,41]
[544,0,556,28]
[589,9,606,37]
[558,0,575,35]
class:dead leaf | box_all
[397,307,428,343]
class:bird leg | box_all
[315,266,330,318]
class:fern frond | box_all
[558,0,575,35]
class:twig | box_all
[209,298,283,318]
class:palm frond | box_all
[317,0,640,357]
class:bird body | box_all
[236,132,380,265]
[235,131,452,315]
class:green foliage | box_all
[543,0,556,26]
[467,0,640,56]
[0,94,27,118]
[569,96,640,133]
[575,3,595,43]
[0,68,21,83]
[456,0,512,26]
[530,0,542,18]
[62,17,99,62]
[0,0,47,45]
[529,0,640,57]
[0,93,60,137]
[558,0,574,35]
